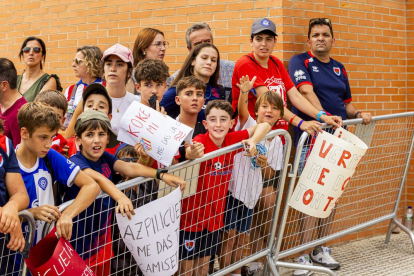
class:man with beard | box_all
[288,18,372,276]
[0,58,27,147]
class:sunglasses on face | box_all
[151,41,169,49]
[120,157,139,163]
[22,47,42,54]
[73,57,85,65]
[309,18,332,27]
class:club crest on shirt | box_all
[38,177,48,190]
[0,153,3,167]
[333,67,341,76]
[101,163,112,179]
[184,240,195,251]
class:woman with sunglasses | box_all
[126,28,169,95]
[17,37,62,102]
[63,46,105,129]
[160,43,224,120]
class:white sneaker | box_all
[293,255,314,276]
[310,246,340,270]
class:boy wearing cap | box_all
[15,102,100,244]
[67,109,186,274]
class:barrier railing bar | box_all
[278,213,394,259]
[386,217,414,249]
[275,260,337,276]
[18,210,36,276]
[213,249,270,276]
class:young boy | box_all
[34,90,69,156]
[69,110,186,274]
[174,76,207,163]
[15,102,100,244]
[179,100,272,276]
[221,76,285,276]
[0,121,30,275]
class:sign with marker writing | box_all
[288,129,368,218]
[116,188,181,276]
[117,101,193,166]
[25,228,95,276]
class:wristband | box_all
[139,156,149,164]
[298,120,304,129]
[289,114,296,125]
[241,89,250,95]
[316,110,327,122]
[156,168,168,180]
[354,111,360,118]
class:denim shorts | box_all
[223,194,254,233]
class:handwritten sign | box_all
[117,101,193,166]
[288,129,368,218]
[116,188,181,276]
[25,228,95,276]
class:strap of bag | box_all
[66,84,78,102]
[42,155,59,206]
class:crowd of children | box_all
[0,18,347,276]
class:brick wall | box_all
[0,0,412,241]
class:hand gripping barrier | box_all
[0,210,36,276]
[42,129,292,276]
[272,112,414,276]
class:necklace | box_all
[113,95,126,113]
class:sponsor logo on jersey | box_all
[333,67,341,76]
[38,177,48,190]
[184,240,195,251]
[31,199,39,208]
[294,70,306,82]
[312,66,319,72]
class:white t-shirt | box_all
[111,92,141,134]
[229,115,284,209]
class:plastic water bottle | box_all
[63,97,75,128]
[405,206,413,231]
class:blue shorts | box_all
[179,229,220,260]
[223,194,254,233]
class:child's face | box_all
[116,154,137,180]
[76,126,109,162]
[191,47,218,80]
[175,86,205,115]
[84,94,111,116]
[203,108,234,143]
[21,125,56,158]
[256,100,281,126]
[104,55,130,85]
[136,80,167,107]
[48,106,65,126]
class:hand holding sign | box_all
[118,101,194,167]
[289,129,368,218]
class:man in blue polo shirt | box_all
[288,18,372,276]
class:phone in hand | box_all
[149,94,157,110]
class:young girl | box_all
[160,43,225,120]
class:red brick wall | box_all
[0,0,412,241]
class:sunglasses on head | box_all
[73,57,85,65]
[120,157,139,163]
[22,47,42,54]
[309,18,332,27]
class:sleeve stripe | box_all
[343,98,352,103]
[66,166,80,187]
[297,81,313,89]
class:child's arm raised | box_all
[0,173,30,234]
[113,160,186,191]
[236,75,257,129]
[242,122,272,156]
[56,170,100,240]
[82,168,135,219]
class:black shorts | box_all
[179,229,220,260]
[262,170,281,189]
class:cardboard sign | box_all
[288,130,368,218]
[25,228,95,276]
[117,101,193,166]
[116,188,181,276]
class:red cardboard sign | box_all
[25,228,95,276]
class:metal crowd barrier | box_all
[272,112,414,276]
[0,210,36,276]
[42,129,292,276]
